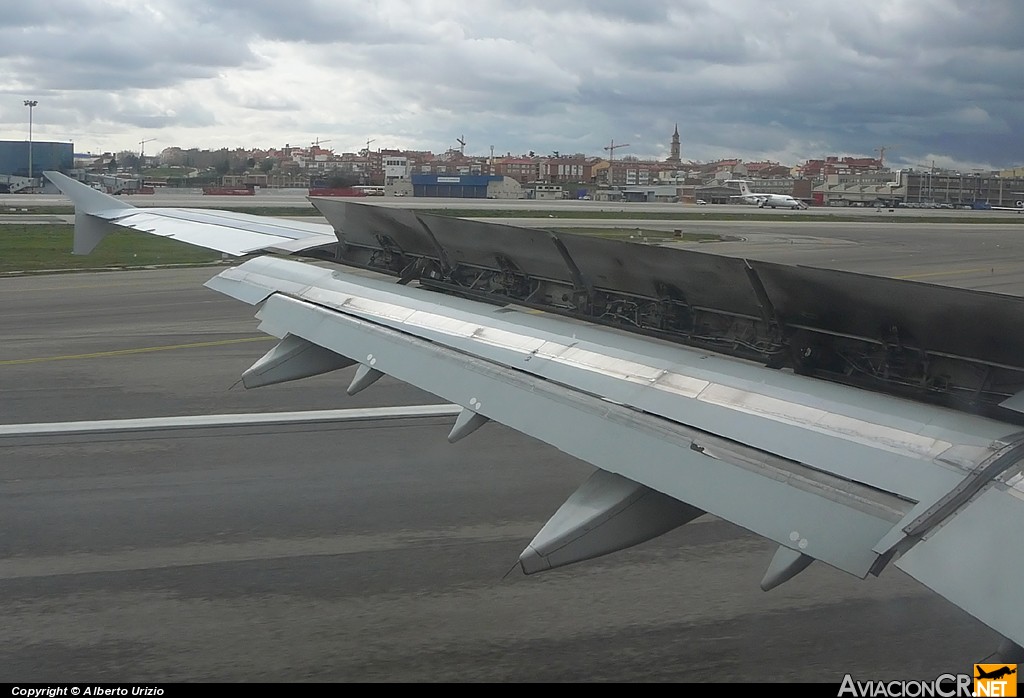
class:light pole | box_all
[23,100,38,186]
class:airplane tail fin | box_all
[725,179,753,198]
[43,171,134,255]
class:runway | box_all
[6,187,1024,218]
[2,220,1022,681]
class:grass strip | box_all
[0,225,220,272]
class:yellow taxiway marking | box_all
[0,336,273,366]
[894,267,989,280]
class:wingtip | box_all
[44,171,134,214]
[40,171,133,255]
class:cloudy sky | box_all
[1,0,1021,169]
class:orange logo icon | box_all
[975,664,1018,697]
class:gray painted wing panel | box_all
[252,292,909,578]
[106,207,336,239]
[896,485,1024,646]
[97,209,336,255]
[208,257,1013,504]
[207,258,1024,643]
[45,170,338,257]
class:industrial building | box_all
[622,185,681,203]
[814,170,1024,207]
[411,174,523,199]
[0,140,73,192]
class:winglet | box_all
[43,171,134,255]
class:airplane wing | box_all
[204,255,1024,653]
[45,171,339,256]
[38,171,1024,656]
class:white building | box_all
[383,156,411,185]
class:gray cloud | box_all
[1,0,1021,167]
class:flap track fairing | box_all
[519,470,704,574]
[242,334,355,389]
[347,363,385,395]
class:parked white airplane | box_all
[990,196,1024,213]
[726,180,807,209]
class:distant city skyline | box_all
[96,141,886,175]
[2,2,1021,171]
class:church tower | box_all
[667,123,681,164]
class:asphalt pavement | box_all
[2,219,1019,682]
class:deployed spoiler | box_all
[48,170,1024,420]
[312,197,1024,420]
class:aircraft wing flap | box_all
[205,255,1024,638]
[208,258,1014,505]
[95,209,301,255]
[247,288,911,578]
[92,208,337,256]
[895,483,1024,649]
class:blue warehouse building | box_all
[412,174,503,198]
[0,140,74,177]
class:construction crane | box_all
[311,138,332,148]
[139,138,156,173]
[363,138,376,155]
[455,135,466,156]
[604,139,630,159]
[875,145,898,167]
[604,139,630,186]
